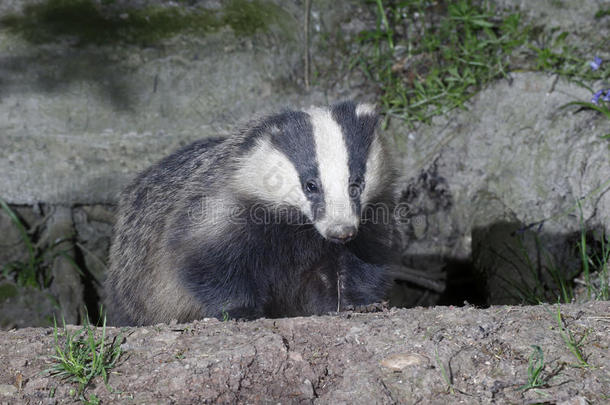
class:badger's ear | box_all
[355,102,377,117]
[355,102,380,133]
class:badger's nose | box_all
[326,225,357,244]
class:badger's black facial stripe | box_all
[267,111,316,176]
[262,111,326,220]
[331,101,378,212]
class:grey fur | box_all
[105,101,396,325]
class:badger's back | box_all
[105,137,230,325]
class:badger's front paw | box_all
[339,255,391,307]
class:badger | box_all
[105,100,397,325]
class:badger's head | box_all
[234,101,391,244]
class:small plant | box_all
[595,7,610,19]
[83,393,100,405]
[554,304,589,368]
[47,314,123,403]
[0,198,47,288]
[519,345,547,391]
[528,30,608,84]
[492,231,576,305]
[434,347,454,394]
[493,202,610,305]
[566,99,610,140]
[561,55,610,141]
[572,201,610,301]
[586,230,610,300]
[0,197,83,289]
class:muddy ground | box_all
[0,302,608,404]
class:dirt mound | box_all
[1,302,608,403]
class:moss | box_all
[223,0,288,37]
[595,8,610,19]
[0,0,292,45]
[0,283,18,301]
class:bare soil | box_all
[1,302,609,404]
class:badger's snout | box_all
[324,224,358,244]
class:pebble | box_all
[380,353,428,371]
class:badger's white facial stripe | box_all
[355,103,376,117]
[233,138,311,215]
[308,107,360,234]
[361,135,384,205]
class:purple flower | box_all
[603,90,610,103]
[591,89,603,104]
[590,56,602,70]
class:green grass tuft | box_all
[0,197,83,290]
[526,28,608,85]
[519,345,546,391]
[554,304,590,368]
[0,198,39,287]
[47,314,123,402]
[434,347,455,394]
[561,100,610,140]
[493,231,577,305]
[493,208,609,305]
[355,0,529,127]
[356,0,609,128]
[594,7,610,19]
[575,202,610,301]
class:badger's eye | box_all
[349,180,364,198]
[305,180,319,194]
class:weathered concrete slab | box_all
[0,0,371,204]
